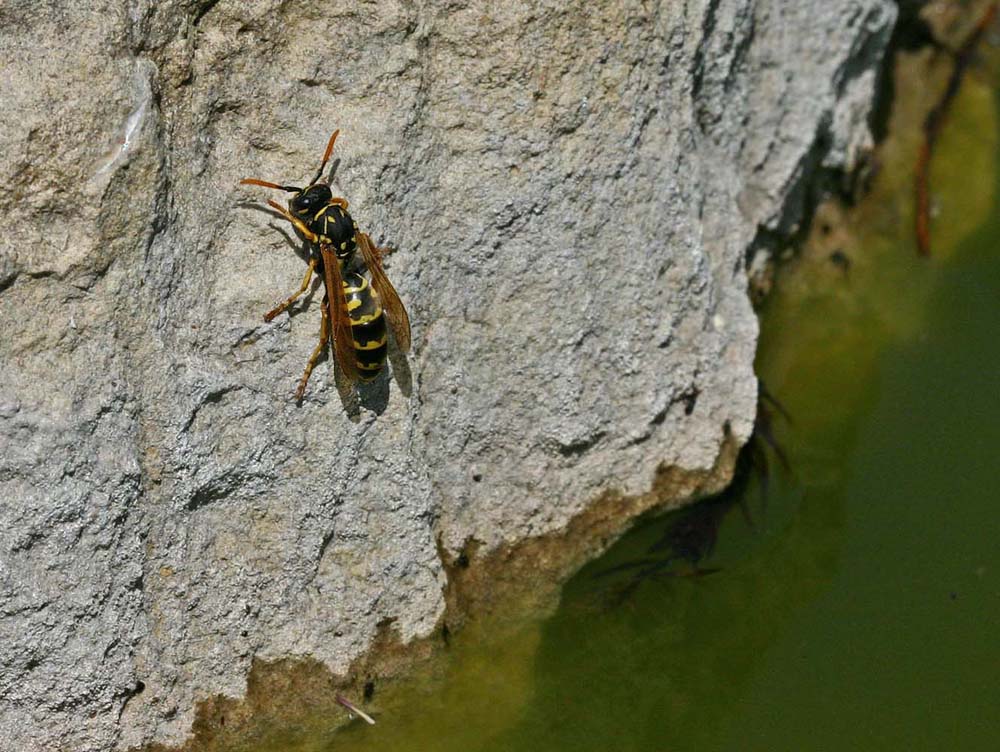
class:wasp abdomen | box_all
[342,271,387,381]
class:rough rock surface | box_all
[0,1,895,749]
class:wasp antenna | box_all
[310,129,340,185]
[240,178,301,192]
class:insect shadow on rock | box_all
[240,130,412,410]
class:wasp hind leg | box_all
[265,258,317,322]
[295,298,331,403]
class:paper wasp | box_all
[241,130,411,401]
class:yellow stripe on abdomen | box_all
[354,335,387,351]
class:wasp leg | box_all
[265,258,317,322]
[266,199,319,243]
[295,298,331,403]
[368,239,395,259]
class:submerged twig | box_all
[915,2,997,257]
[336,694,376,725]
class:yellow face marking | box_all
[354,335,387,351]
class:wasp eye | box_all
[291,184,332,214]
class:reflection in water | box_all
[495,407,846,752]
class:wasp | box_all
[241,131,411,401]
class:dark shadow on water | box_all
[592,381,791,605]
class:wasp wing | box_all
[357,232,411,352]
[320,245,360,383]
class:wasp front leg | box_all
[265,257,317,322]
[295,297,332,403]
[266,199,319,243]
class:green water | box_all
[220,42,1000,752]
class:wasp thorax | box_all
[290,183,333,216]
[318,204,357,257]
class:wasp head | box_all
[289,183,332,217]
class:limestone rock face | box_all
[0,1,895,749]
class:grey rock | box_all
[0,1,895,749]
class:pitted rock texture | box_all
[0,1,895,749]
